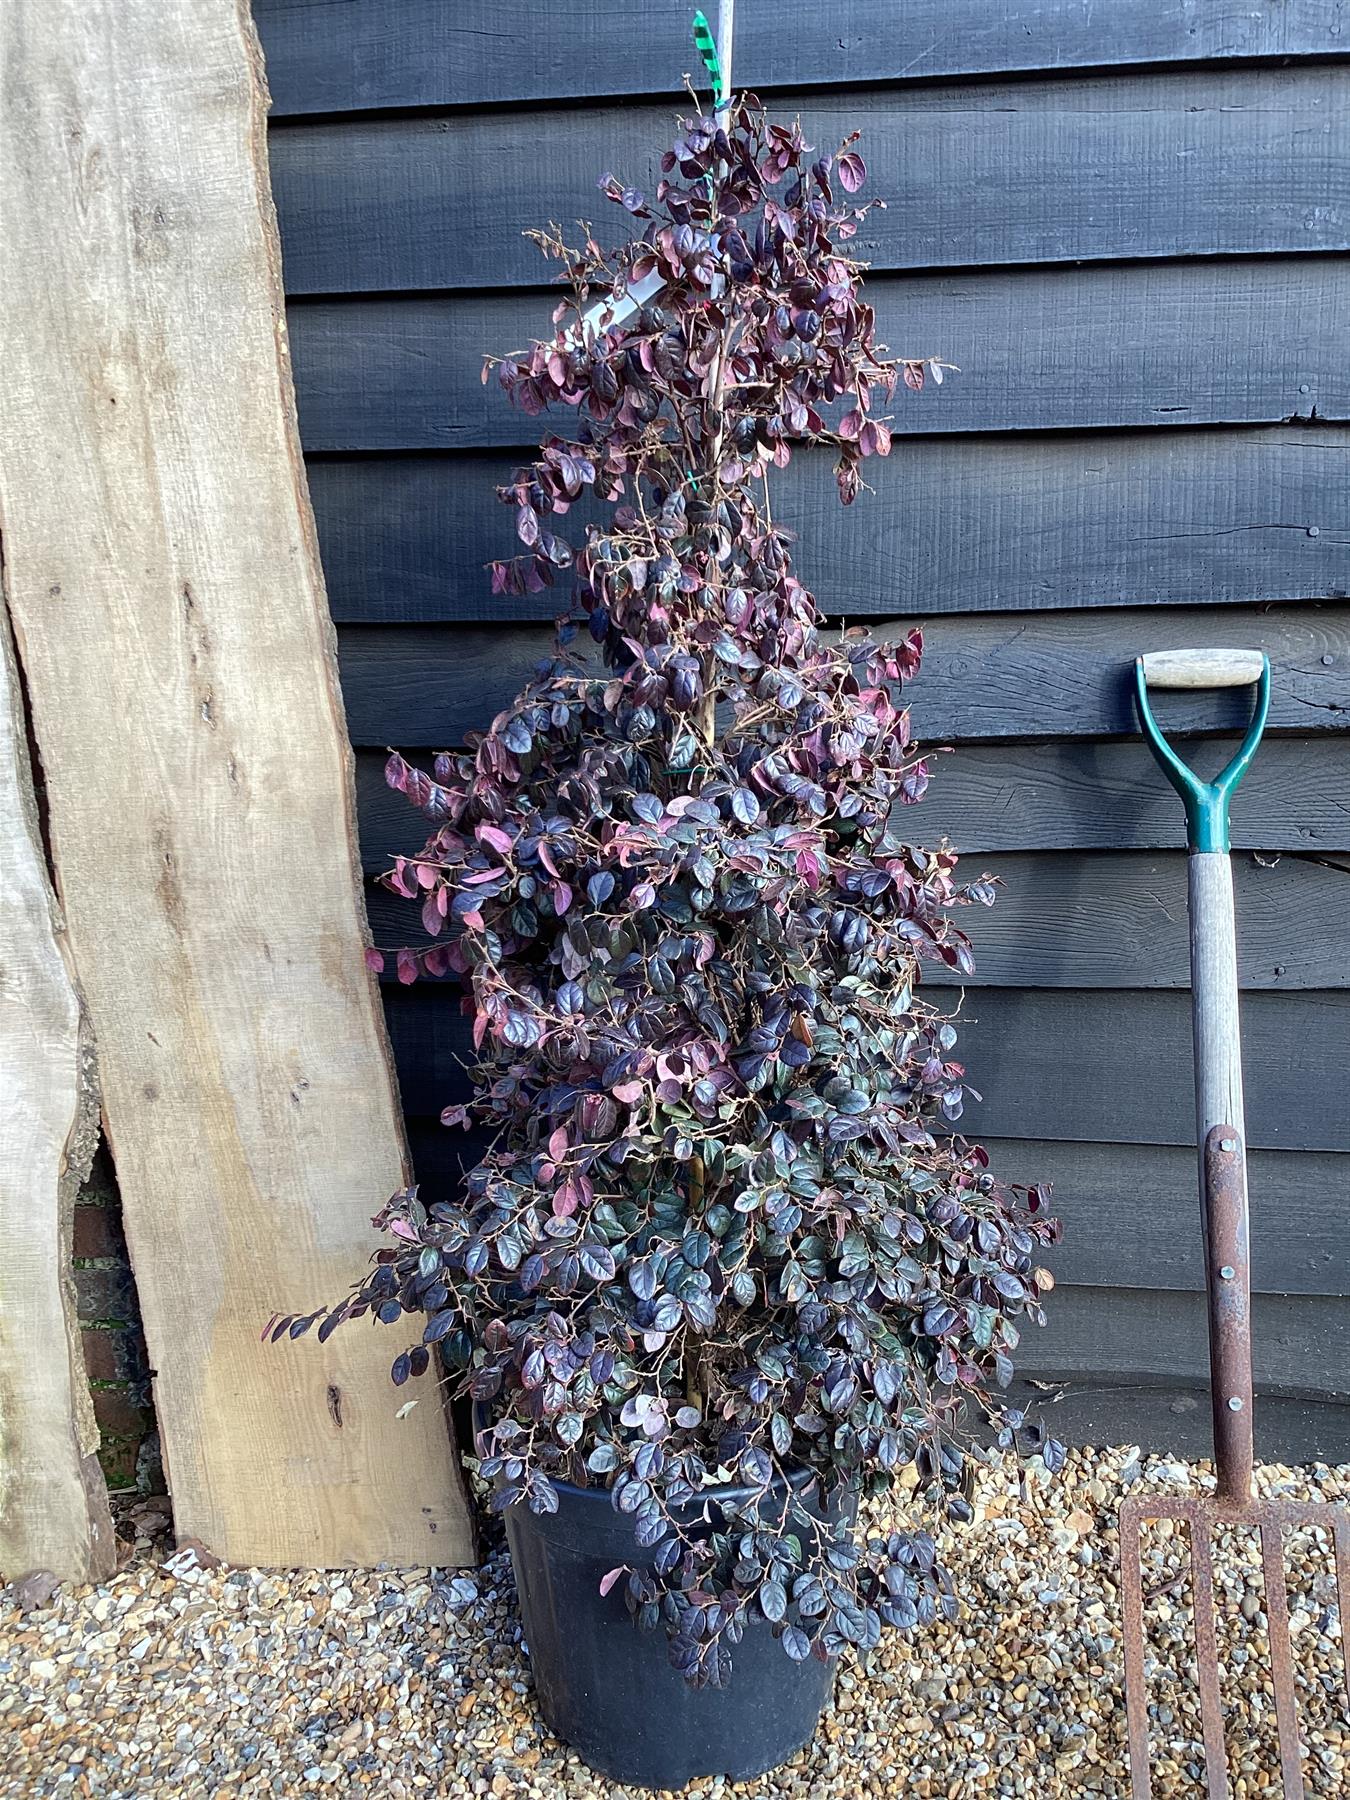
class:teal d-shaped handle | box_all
[1133,649,1271,852]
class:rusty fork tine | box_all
[1336,1513,1350,1726]
[1187,1521,1231,1796]
[1259,1520,1305,1800]
[1120,1503,1153,1800]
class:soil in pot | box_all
[501,1464,858,1788]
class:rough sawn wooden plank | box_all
[0,0,472,1567]
[0,606,114,1583]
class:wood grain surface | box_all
[0,0,471,1566]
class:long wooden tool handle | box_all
[1203,1126,1255,1501]
[1189,853,1247,1153]
[1189,854,1255,1497]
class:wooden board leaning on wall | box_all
[0,0,472,1567]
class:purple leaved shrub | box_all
[279,96,1061,1687]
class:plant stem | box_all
[684,1151,707,1405]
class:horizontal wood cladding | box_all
[270,69,1350,295]
[287,259,1350,451]
[377,985,1350,1152]
[308,430,1350,624]
[399,1120,1348,1300]
[1016,1287,1348,1398]
[361,851,1349,992]
[997,1382,1349,1466]
[264,5,1350,1439]
[335,609,1350,747]
[936,737,1350,852]
[355,737,1350,868]
[397,1102,1350,1392]
[254,0,1347,116]
[937,852,1350,991]
[969,1139,1349,1300]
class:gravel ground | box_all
[2,1444,1345,1798]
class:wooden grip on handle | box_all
[1138,647,1265,690]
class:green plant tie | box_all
[687,10,730,501]
[691,11,724,109]
[1133,655,1271,852]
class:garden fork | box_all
[1120,647,1350,1798]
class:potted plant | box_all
[277,94,1061,1787]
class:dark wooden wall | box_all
[255,2,1350,1458]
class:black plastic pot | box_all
[500,1462,857,1788]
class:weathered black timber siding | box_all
[255,0,1350,1461]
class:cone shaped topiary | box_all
[282,95,1062,1688]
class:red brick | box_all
[91,1384,152,1440]
[81,1327,119,1382]
[72,1202,123,1260]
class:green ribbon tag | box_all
[691,10,724,109]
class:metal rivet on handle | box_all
[1219,1266,1235,1281]
[1219,1137,1237,1153]
[1228,1397,1244,1412]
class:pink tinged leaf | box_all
[612,1079,645,1104]
[599,1566,628,1597]
[548,1125,570,1162]
[384,752,409,792]
[630,882,656,911]
[396,949,420,985]
[795,849,821,890]
[478,824,514,856]
[423,947,448,977]
[903,362,925,392]
[552,1179,581,1219]
[838,151,866,193]
[389,1218,419,1241]
[900,761,930,805]
[422,896,443,937]
[552,880,573,915]
[414,862,438,890]
[441,1103,471,1129]
[838,410,861,441]
[472,1010,489,1051]
[461,908,484,930]
[538,840,561,878]
[364,948,386,975]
